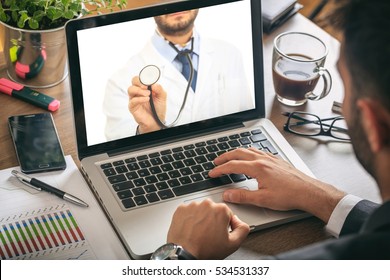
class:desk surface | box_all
[0,10,380,258]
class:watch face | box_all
[151,243,177,260]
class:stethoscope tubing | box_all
[145,38,195,129]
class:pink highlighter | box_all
[0,78,60,112]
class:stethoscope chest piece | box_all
[139,65,161,86]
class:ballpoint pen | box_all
[11,170,89,207]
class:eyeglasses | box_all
[283,111,351,141]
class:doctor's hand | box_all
[208,148,345,223]
[128,76,167,134]
[167,199,250,260]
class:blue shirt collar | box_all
[151,29,200,63]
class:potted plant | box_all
[0,0,126,88]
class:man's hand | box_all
[167,199,250,259]
[128,76,167,134]
[209,148,345,223]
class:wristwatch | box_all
[150,243,197,260]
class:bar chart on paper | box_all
[0,204,96,260]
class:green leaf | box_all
[28,18,39,29]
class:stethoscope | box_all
[139,38,194,129]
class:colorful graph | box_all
[0,205,94,260]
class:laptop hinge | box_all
[106,122,245,158]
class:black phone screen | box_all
[8,113,66,173]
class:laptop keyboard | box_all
[100,128,278,210]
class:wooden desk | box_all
[0,11,380,259]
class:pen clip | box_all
[16,177,42,191]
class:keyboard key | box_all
[190,173,203,182]
[218,136,229,142]
[125,157,136,163]
[172,176,232,196]
[108,174,126,184]
[172,161,185,169]
[161,163,173,172]
[228,139,240,148]
[144,184,157,193]
[195,141,206,147]
[250,133,267,142]
[183,158,196,166]
[261,140,278,155]
[145,175,158,184]
[117,190,133,199]
[230,174,247,182]
[161,149,172,155]
[132,187,145,196]
[195,155,207,164]
[184,150,196,158]
[126,171,139,180]
[206,145,218,153]
[146,193,160,203]
[127,162,140,171]
[112,181,134,191]
[179,176,192,185]
[184,144,195,150]
[134,195,148,206]
[149,152,160,158]
[202,162,215,170]
[168,170,181,179]
[195,147,208,155]
[139,160,151,168]
[167,179,180,188]
[240,131,251,137]
[206,139,217,145]
[180,167,192,176]
[172,147,184,153]
[239,137,251,145]
[133,178,146,187]
[156,182,169,190]
[158,189,175,200]
[101,163,112,169]
[137,155,148,161]
[150,157,163,166]
[162,155,174,163]
[173,152,185,160]
[122,198,136,209]
[251,129,262,134]
[137,169,150,177]
[149,166,162,174]
[103,168,116,177]
[191,165,204,173]
[113,160,124,166]
[229,134,240,139]
[205,153,217,161]
[217,142,229,150]
[157,173,169,181]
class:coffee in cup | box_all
[272,32,332,106]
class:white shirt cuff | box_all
[325,194,363,238]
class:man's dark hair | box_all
[328,0,390,109]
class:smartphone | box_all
[8,113,66,173]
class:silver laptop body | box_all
[66,0,312,259]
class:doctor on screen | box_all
[103,9,254,140]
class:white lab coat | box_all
[103,36,254,140]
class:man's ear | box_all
[357,98,390,153]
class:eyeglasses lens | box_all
[330,118,350,140]
[288,113,321,136]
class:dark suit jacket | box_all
[275,200,390,259]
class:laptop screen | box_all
[66,0,264,158]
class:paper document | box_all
[0,156,129,260]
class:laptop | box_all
[65,0,313,259]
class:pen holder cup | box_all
[1,22,68,88]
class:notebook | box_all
[65,0,313,259]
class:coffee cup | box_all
[272,32,332,106]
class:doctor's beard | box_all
[154,9,199,37]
